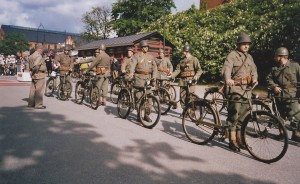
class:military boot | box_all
[229,131,240,152]
[236,130,246,150]
[101,97,106,106]
[143,114,152,123]
[291,131,300,143]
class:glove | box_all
[193,75,198,81]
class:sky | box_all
[0,0,199,34]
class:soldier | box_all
[266,47,300,143]
[54,44,75,96]
[171,44,202,109]
[129,40,157,122]
[28,43,47,109]
[121,47,134,80]
[222,33,258,151]
[84,44,111,106]
[155,48,173,83]
[109,49,120,83]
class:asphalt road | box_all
[0,77,299,184]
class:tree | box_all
[0,32,29,56]
[81,6,113,41]
[111,0,176,36]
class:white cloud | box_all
[0,0,198,34]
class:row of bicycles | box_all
[45,71,296,163]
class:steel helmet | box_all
[95,49,100,53]
[182,45,191,52]
[158,48,164,54]
[237,33,252,44]
[64,44,72,51]
[99,44,106,51]
[139,40,148,47]
[275,47,289,56]
[127,47,134,52]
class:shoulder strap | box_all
[231,52,248,78]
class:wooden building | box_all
[77,32,175,63]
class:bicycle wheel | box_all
[241,110,288,163]
[138,94,161,129]
[252,99,271,112]
[204,91,227,113]
[166,84,177,101]
[182,100,218,145]
[157,88,171,115]
[117,89,132,119]
[90,86,100,110]
[45,78,55,97]
[110,82,121,104]
[58,82,71,101]
[75,81,84,104]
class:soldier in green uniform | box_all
[54,44,75,97]
[121,47,134,80]
[28,43,47,109]
[171,44,202,109]
[266,47,300,143]
[222,33,258,151]
[155,48,173,83]
[84,44,111,106]
[129,40,157,122]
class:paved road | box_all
[0,77,299,184]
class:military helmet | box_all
[99,44,106,51]
[182,45,191,52]
[64,44,72,51]
[237,33,251,44]
[275,47,289,56]
[158,48,164,54]
[95,49,100,53]
[127,47,134,52]
[139,40,148,47]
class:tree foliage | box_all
[82,6,113,41]
[0,32,30,56]
[111,0,176,36]
[144,0,300,83]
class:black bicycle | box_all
[74,72,100,110]
[57,71,72,101]
[117,79,161,129]
[45,71,60,97]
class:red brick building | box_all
[201,0,234,9]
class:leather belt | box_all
[180,71,195,77]
[157,67,169,73]
[136,70,151,75]
[234,76,252,85]
[96,67,110,75]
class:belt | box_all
[136,71,151,75]
[157,67,169,73]
[180,71,195,77]
[60,66,70,71]
[96,67,110,75]
[234,76,252,85]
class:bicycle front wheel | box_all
[58,83,68,100]
[182,100,218,145]
[157,88,171,115]
[75,82,84,104]
[204,91,227,113]
[138,94,161,129]
[117,89,132,119]
[45,78,55,97]
[166,84,177,101]
[242,110,288,163]
[110,82,121,104]
[90,86,100,110]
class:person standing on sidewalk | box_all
[28,43,47,109]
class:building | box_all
[77,32,174,63]
[0,24,83,50]
[201,0,233,9]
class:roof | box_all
[77,32,174,50]
[1,24,82,44]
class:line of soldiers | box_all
[27,33,300,149]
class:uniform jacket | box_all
[55,53,75,75]
[121,56,133,74]
[222,50,257,96]
[87,52,111,77]
[29,51,46,79]
[172,55,202,86]
[155,57,173,80]
[266,60,300,98]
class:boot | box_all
[236,130,246,150]
[291,131,300,143]
[101,97,106,106]
[169,100,178,109]
[143,114,152,123]
[229,131,240,152]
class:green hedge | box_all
[144,0,300,83]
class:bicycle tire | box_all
[75,81,84,104]
[45,78,55,97]
[241,110,288,163]
[204,91,227,113]
[138,94,161,129]
[58,81,72,101]
[117,89,132,119]
[90,86,100,110]
[110,82,121,104]
[166,84,177,101]
[252,99,271,112]
[182,100,218,145]
[157,88,171,115]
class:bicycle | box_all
[110,75,126,104]
[57,71,72,101]
[182,82,288,163]
[156,78,177,101]
[74,71,100,110]
[152,79,172,115]
[45,71,60,97]
[117,78,161,129]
